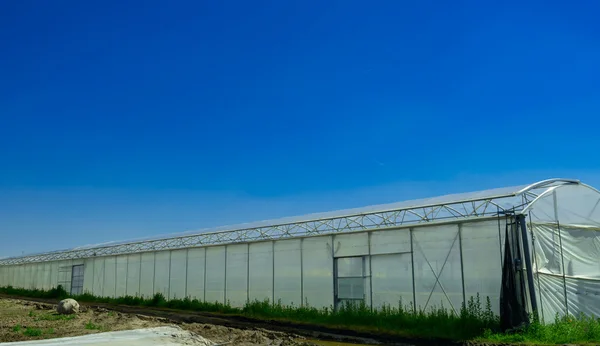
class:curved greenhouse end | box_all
[520,181,600,323]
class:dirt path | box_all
[0,295,460,346]
[0,298,317,345]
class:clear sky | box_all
[1,1,599,257]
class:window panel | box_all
[338,277,365,299]
[337,257,363,277]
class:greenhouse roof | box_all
[0,178,582,265]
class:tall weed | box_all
[3,285,600,343]
[0,284,498,340]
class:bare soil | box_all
[0,298,316,345]
[0,295,393,345]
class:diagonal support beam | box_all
[416,231,460,315]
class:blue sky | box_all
[1,0,599,257]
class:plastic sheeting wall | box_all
[370,228,412,309]
[186,248,205,300]
[532,223,600,321]
[139,252,154,298]
[103,257,117,298]
[0,260,84,294]
[205,247,226,303]
[528,183,600,323]
[226,244,248,307]
[170,250,187,300]
[0,219,507,314]
[274,240,302,306]
[126,254,141,297]
[154,251,170,298]
[115,256,128,298]
[461,221,505,313]
[413,225,463,313]
[248,242,272,302]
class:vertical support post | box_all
[529,210,544,321]
[333,258,338,311]
[410,228,417,313]
[518,214,538,315]
[125,255,129,296]
[152,252,156,296]
[368,232,373,311]
[300,238,304,306]
[101,259,106,298]
[557,232,566,280]
[553,191,569,316]
[32,263,36,290]
[185,249,189,299]
[246,244,250,304]
[138,254,142,298]
[458,224,466,308]
[113,258,117,298]
[224,246,228,305]
[168,251,172,300]
[92,257,96,295]
[271,241,275,304]
[332,236,337,311]
[497,206,504,267]
[203,249,207,303]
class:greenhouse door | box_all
[334,256,366,309]
[70,265,84,295]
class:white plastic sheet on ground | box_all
[0,326,214,346]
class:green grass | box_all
[482,312,600,345]
[26,307,76,321]
[0,285,70,300]
[35,313,77,321]
[2,285,600,344]
[13,324,53,337]
[85,321,102,330]
[22,327,43,337]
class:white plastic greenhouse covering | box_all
[0,179,599,324]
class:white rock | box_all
[57,298,80,315]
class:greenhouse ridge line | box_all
[0,178,580,265]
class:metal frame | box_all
[0,179,580,266]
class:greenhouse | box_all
[1,178,599,327]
